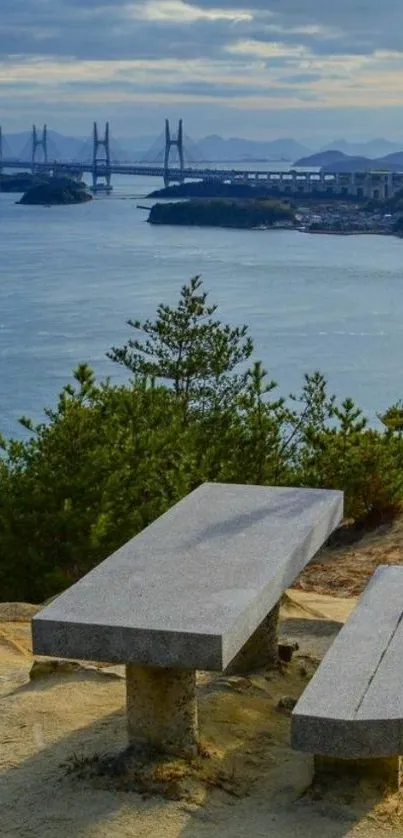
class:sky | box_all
[2,0,403,141]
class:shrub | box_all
[1,278,403,602]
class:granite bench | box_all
[32,482,342,756]
[292,565,403,789]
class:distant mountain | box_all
[378,152,403,165]
[2,130,136,161]
[118,134,314,162]
[196,135,311,162]
[2,130,311,164]
[323,155,403,173]
[294,150,348,167]
[294,148,403,173]
[4,128,403,168]
[323,156,376,172]
[2,130,86,160]
[322,138,403,159]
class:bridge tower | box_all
[0,126,3,176]
[31,124,48,173]
[164,119,184,187]
[92,122,112,193]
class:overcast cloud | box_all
[1,0,403,139]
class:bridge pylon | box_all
[32,124,48,173]
[164,119,184,187]
[0,126,3,177]
[92,121,112,193]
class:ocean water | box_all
[1,174,403,438]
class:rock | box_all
[276,696,298,714]
[278,641,299,663]
[29,658,124,681]
[299,663,309,678]
[29,659,82,680]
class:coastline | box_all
[298,228,397,236]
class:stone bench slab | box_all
[32,483,343,671]
[292,565,403,760]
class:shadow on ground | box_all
[1,647,399,838]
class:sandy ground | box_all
[1,577,403,838]
[296,514,403,597]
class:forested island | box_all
[147,198,296,229]
[148,180,277,200]
[18,178,92,206]
[0,173,48,193]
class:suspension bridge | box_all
[0,120,400,200]
[0,119,250,191]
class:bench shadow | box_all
[176,689,394,838]
[1,669,395,838]
[183,490,341,550]
[0,695,132,836]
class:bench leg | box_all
[224,602,280,675]
[126,665,198,757]
[314,755,402,791]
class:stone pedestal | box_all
[126,664,198,757]
[314,755,402,791]
[224,602,280,675]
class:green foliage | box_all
[148,198,295,229]
[381,401,403,431]
[1,276,403,603]
[0,367,195,601]
[292,396,403,520]
[108,276,253,416]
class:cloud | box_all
[132,1,252,23]
[2,1,403,138]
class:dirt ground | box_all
[1,520,403,838]
[295,514,403,597]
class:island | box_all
[147,198,296,230]
[0,173,48,193]
[18,178,92,206]
[148,180,280,200]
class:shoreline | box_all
[298,228,396,236]
[148,220,400,237]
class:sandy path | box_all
[1,593,402,838]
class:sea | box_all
[1,171,403,439]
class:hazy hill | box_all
[2,130,85,160]
[294,150,347,167]
[295,149,403,173]
[379,152,403,166]
[195,135,311,162]
[2,130,311,164]
[321,138,403,158]
[3,128,403,167]
[323,155,403,173]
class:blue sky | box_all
[2,0,403,140]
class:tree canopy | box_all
[1,277,402,603]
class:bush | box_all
[1,278,403,602]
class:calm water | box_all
[1,174,403,438]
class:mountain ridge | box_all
[2,130,403,165]
[295,149,403,172]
